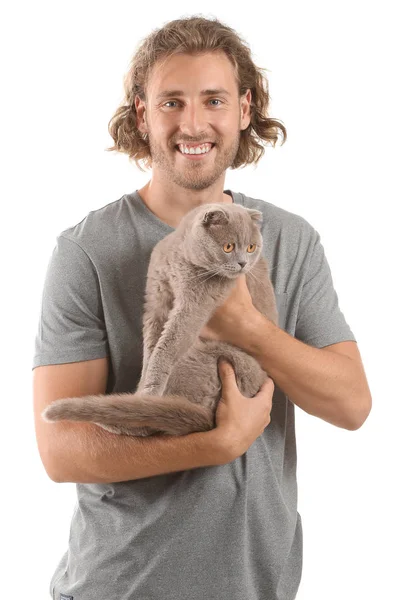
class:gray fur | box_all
[42,203,278,437]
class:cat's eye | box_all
[223,242,235,253]
[247,244,256,253]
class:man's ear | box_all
[240,88,252,131]
[135,95,147,135]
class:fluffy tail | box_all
[41,392,214,435]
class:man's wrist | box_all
[197,427,236,465]
[207,427,242,464]
[234,308,275,358]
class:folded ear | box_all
[246,209,263,226]
[202,209,229,227]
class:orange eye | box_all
[223,242,235,253]
[247,244,256,253]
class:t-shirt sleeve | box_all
[32,235,110,369]
[294,228,356,348]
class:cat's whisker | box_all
[180,273,212,284]
[248,268,281,297]
[182,269,221,283]
[198,269,225,285]
[181,268,215,281]
[247,260,281,284]
[267,263,281,274]
[247,270,269,293]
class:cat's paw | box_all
[141,384,163,396]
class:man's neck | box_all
[137,180,233,229]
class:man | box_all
[32,16,372,600]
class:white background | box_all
[1,1,396,599]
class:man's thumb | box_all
[218,359,236,386]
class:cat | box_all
[42,202,278,437]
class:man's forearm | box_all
[236,311,370,430]
[48,423,230,484]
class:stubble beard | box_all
[146,128,242,191]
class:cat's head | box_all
[181,203,263,279]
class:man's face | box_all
[136,51,251,191]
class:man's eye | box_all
[164,99,223,108]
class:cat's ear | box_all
[246,209,263,227]
[202,209,229,227]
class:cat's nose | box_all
[238,261,247,269]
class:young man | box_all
[33,16,372,600]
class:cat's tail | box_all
[41,392,215,435]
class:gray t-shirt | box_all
[33,189,356,600]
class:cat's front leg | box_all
[141,305,200,396]
[137,278,174,392]
[137,314,167,392]
[142,285,234,395]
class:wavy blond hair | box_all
[106,15,287,171]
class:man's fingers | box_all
[260,376,275,395]
[218,359,237,388]
[218,360,274,403]
[218,359,233,375]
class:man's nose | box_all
[179,103,208,136]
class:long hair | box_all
[106,15,287,171]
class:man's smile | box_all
[175,143,216,160]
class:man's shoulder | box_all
[236,190,316,239]
[58,193,131,246]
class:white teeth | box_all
[178,143,212,155]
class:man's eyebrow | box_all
[155,88,231,100]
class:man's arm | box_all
[33,359,230,484]
[225,310,372,431]
[200,276,372,431]
[52,423,227,484]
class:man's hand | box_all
[215,359,274,460]
[199,274,256,343]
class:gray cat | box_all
[42,203,278,437]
